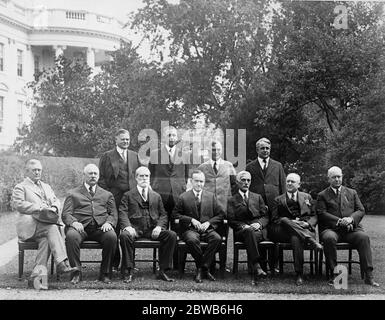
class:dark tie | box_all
[262,159,267,175]
[142,188,147,202]
[291,193,295,201]
[195,193,201,217]
[213,161,218,175]
[168,150,174,169]
[89,186,95,197]
[243,192,248,205]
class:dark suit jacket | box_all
[149,143,190,204]
[118,188,168,237]
[98,148,140,193]
[271,191,317,231]
[62,185,117,228]
[172,190,225,234]
[227,192,268,238]
[246,158,286,213]
[316,186,365,234]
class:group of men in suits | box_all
[12,130,379,289]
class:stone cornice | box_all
[0,13,32,32]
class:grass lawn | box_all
[0,214,384,295]
[0,212,17,246]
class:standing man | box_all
[316,166,379,287]
[149,126,190,267]
[119,166,176,282]
[63,164,118,284]
[98,129,141,271]
[227,171,269,286]
[198,140,237,211]
[172,170,225,283]
[12,159,76,289]
[269,173,322,285]
[246,137,286,213]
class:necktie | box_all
[122,150,127,163]
[195,193,201,217]
[213,161,218,175]
[243,192,248,205]
[262,159,267,175]
[142,188,147,202]
[291,193,295,201]
[89,186,95,197]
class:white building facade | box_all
[0,0,127,149]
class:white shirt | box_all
[137,185,149,201]
[287,191,298,202]
[331,187,341,195]
[193,190,202,201]
[167,145,176,158]
[116,146,127,160]
[238,190,249,200]
[210,158,223,168]
[84,183,96,194]
[258,157,269,169]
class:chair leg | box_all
[268,246,275,276]
[51,255,54,275]
[18,249,24,281]
[233,246,238,275]
[279,247,284,274]
[178,248,185,278]
[152,248,155,274]
[310,249,314,276]
[348,249,353,275]
[219,246,226,279]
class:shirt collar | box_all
[193,189,202,199]
[84,183,95,193]
[210,158,222,166]
[137,185,149,194]
[331,186,341,194]
[258,157,269,167]
[287,191,298,201]
[116,146,126,155]
[27,177,41,185]
[238,190,249,198]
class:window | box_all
[17,49,23,76]
[34,55,40,80]
[17,100,23,128]
[0,43,3,71]
[0,96,4,127]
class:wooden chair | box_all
[232,239,275,276]
[319,242,364,279]
[277,242,319,276]
[18,239,54,280]
[174,219,228,279]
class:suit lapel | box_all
[110,149,121,178]
[24,178,46,200]
[264,159,274,179]
[281,194,292,214]
[187,190,199,219]
[80,185,92,200]
[200,191,210,219]
[298,192,307,215]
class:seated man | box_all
[62,164,118,284]
[269,173,322,286]
[172,169,225,283]
[227,171,269,286]
[316,166,379,287]
[12,159,76,289]
[118,166,176,282]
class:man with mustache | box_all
[63,164,118,284]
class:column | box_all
[86,47,95,68]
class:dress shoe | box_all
[100,274,112,284]
[256,266,267,277]
[204,271,216,281]
[112,266,120,273]
[157,270,174,282]
[295,274,304,286]
[307,238,323,251]
[57,260,78,274]
[195,269,203,283]
[27,277,48,290]
[364,274,380,287]
[122,269,133,283]
[70,270,82,285]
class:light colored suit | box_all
[12,177,67,267]
[12,177,61,241]
[198,159,236,210]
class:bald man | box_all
[227,171,269,285]
[119,166,176,282]
[269,173,322,285]
[316,166,379,287]
[62,164,118,284]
